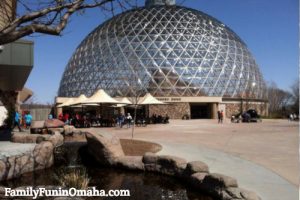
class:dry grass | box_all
[120,139,162,156]
[55,168,90,189]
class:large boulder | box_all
[114,156,145,171]
[44,119,65,128]
[33,141,54,170]
[31,121,45,129]
[11,133,51,144]
[11,131,63,147]
[48,127,64,134]
[142,152,187,176]
[85,132,124,165]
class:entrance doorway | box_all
[190,103,211,119]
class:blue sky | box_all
[24,0,298,103]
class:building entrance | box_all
[190,103,211,119]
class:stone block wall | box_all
[0,131,63,182]
[242,102,268,116]
[225,101,268,118]
[225,103,241,118]
[149,103,190,119]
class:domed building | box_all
[57,0,268,119]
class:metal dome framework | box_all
[58,6,265,99]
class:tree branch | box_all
[0,0,128,45]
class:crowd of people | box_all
[55,111,170,128]
[11,109,171,131]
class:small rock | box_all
[0,186,5,195]
[48,131,64,147]
[184,161,209,176]
[157,155,187,176]
[201,173,238,189]
[36,136,46,144]
[239,188,262,200]
[0,160,6,180]
[188,172,208,188]
[142,152,158,164]
[64,125,76,135]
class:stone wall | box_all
[225,103,241,118]
[149,103,190,119]
[225,101,268,118]
[0,131,63,182]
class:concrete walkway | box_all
[152,141,298,200]
[87,119,299,200]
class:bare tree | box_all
[125,59,146,139]
[267,81,292,117]
[0,0,135,45]
[290,79,299,114]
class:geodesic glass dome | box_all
[58,5,265,99]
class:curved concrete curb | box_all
[86,132,262,200]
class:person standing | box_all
[217,111,221,123]
[126,113,132,128]
[220,110,224,123]
[13,111,22,132]
[24,112,32,129]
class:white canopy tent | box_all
[69,94,88,106]
[82,89,120,104]
[68,94,98,107]
[138,93,165,105]
[57,98,75,108]
[112,97,132,107]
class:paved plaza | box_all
[87,119,299,200]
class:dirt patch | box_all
[120,139,162,156]
[63,132,162,156]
